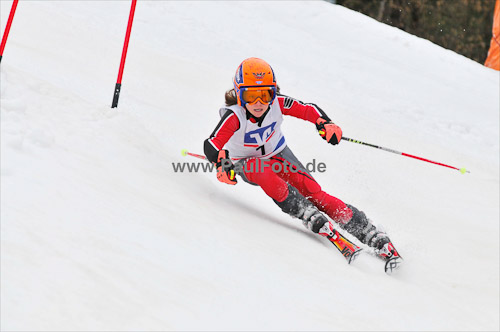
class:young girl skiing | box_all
[203,57,402,271]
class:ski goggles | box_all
[240,87,276,105]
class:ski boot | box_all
[376,241,403,274]
[341,205,403,273]
[274,185,329,233]
[274,186,362,263]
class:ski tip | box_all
[384,256,404,275]
[347,248,363,264]
[181,149,188,156]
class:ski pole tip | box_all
[181,149,188,156]
[459,167,469,174]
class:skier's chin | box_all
[247,106,267,118]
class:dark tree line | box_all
[334,0,496,64]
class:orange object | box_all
[241,88,275,104]
[485,0,500,70]
[233,58,277,106]
[216,150,237,185]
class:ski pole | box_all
[181,149,207,161]
[181,149,240,162]
[341,137,469,174]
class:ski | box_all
[384,256,404,274]
[318,222,362,264]
[376,242,404,274]
[318,221,404,273]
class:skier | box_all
[203,57,401,267]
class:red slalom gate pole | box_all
[112,0,137,108]
[0,0,19,63]
[342,136,470,174]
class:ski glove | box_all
[216,149,237,185]
[316,117,342,145]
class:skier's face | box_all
[245,100,269,118]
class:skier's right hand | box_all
[216,149,237,185]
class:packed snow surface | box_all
[1,1,499,331]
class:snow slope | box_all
[1,1,499,331]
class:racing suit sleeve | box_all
[277,94,332,123]
[203,109,240,163]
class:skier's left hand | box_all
[216,149,237,185]
[316,117,342,145]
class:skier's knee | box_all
[302,176,321,196]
